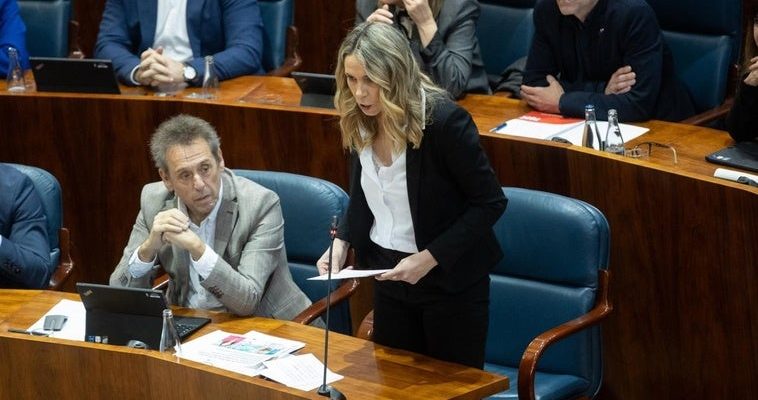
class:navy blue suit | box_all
[0,0,30,77]
[0,164,52,288]
[94,0,265,85]
[524,0,694,122]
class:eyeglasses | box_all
[625,141,678,165]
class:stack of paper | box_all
[179,330,343,392]
[494,111,649,150]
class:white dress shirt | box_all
[128,181,223,310]
[129,0,193,84]
[359,146,419,254]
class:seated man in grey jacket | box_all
[111,114,311,319]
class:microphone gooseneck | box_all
[318,216,346,400]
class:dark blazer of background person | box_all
[0,0,30,77]
[727,12,758,142]
[0,164,52,289]
[524,0,694,122]
[339,100,507,294]
[94,0,265,85]
[356,0,490,98]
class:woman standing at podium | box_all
[727,11,758,142]
[317,22,506,369]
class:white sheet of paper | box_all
[261,353,343,392]
[554,122,650,150]
[179,329,306,377]
[306,268,391,281]
[27,299,86,340]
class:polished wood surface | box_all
[2,76,757,399]
[0,290,508,399]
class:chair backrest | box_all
[6,163,62,276]
[259,0,293,72]
[644,0,742,112]
[476,0,536,79]
[16,0,71,58]
[486,187,610,398]
[232,169,352,333]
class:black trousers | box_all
[361,241,490,369]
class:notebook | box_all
[76,282,210,349]
[30,57,121,94]
[292,71,335,109]
[705,141,758,173]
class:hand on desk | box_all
[135,47,186,87]
[521,75,563,114]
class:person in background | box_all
[318,22,507,368]
[521,0,695,122]
[94,0,264,87]
[0,0,29,77]
[356,0,489,98]
[111,115,312,319]
[727,11,758,142]
[0,163,52,289]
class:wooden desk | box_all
[2,76,757,399]
[0,290,507,399]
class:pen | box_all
[489,121,507,133]
[7,328,50,336]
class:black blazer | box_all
[338,98,507,293]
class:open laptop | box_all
[30,57,121,94]
[76,282,210,349]
[292,71,336,109]
[705,141,758,173]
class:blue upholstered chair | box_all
[259,0,302,76]
[355,187,612,399]
[233,170,357,334]
[476,0,536,87]
[16,0,71,57]
[485,187,612,400]
[6,163,73,290]
[644,0,742,124]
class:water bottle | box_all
[604,109,625,155]
[6,47,26,92]
[159,309,183,356]
[201,55,219,99]
[582,104,602,150]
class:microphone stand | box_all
[318,216,346,400]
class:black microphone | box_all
[318,215,346,400]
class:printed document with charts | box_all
[494,111,649,150]
[179,329,305,377]
[179,329,343,391]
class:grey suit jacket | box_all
[356,0,490,98]
[110,169,312,319]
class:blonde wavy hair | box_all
[334,21,447,153]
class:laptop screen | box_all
[76,282,210,349]
[292,71,336,109]
[30,57,121,94]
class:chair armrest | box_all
[266,26,302,77]
[48,227,74,291]
[680,98,734,126]
[518,270,613,400]
[355,309,374,340]
[291,278,360,325]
